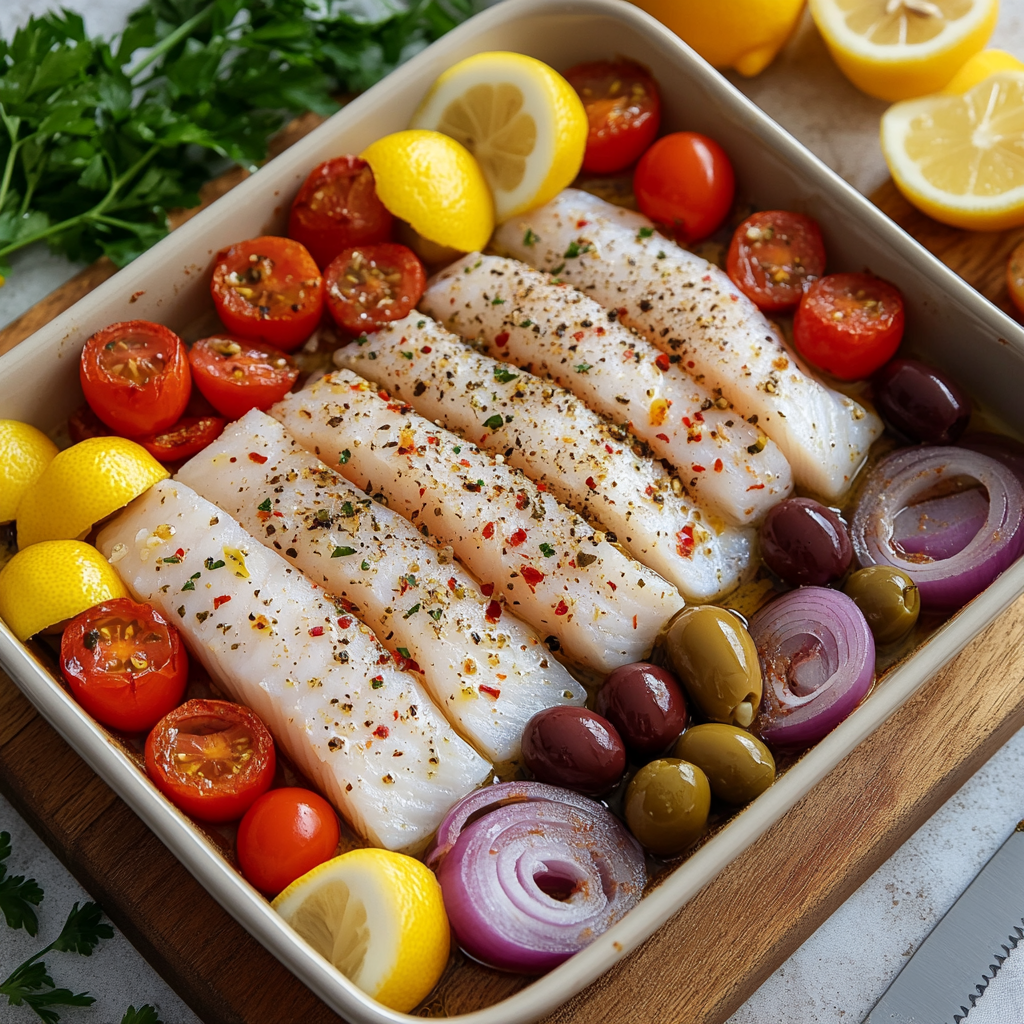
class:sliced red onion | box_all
[892,488,988,559]
[750,587,875,748]
[851,446,1024,611]
[430,782,645,974]
[960,432,1024,491]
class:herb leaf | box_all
[0,832,43,936]
[121,1005,163,1024]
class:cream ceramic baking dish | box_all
[3,0,1024,1020]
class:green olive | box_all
[673,724,775,806]
[663,606,763,727]
[623,758,711,856]
[843,565,920,645]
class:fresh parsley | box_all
[0,833,42,936]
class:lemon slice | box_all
[809,0,998,100]
[881,71,1024,230]
[16,437,168,550]
[0,540,128,641]
[273,848,450,1013]
[0,420,59,524]
[943,47,1024,92]
[410,51,587,223]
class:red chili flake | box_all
[308,626,325,637]
[378,389,389,400]
[585,476,597,490]
[485,600,502,623]
[596,326,606,335]
[373,725,389,739]
[554,599,569,616]
[213,595,231,610]
[338,597,355,612]
[687,360,695,369]
[272,511,284,518]
[337,616,352,629]
[694,411,704,422]
[682,416,691,427]
[692,464,706,473]
[479,684,501,699]
[576,219,589,228]
[419,487,425,497]
[248,452,268,464]
[482,522,495,539]
[645,485,654,496]
[393,710,399,719]
[516,492,529,510]
[730,294,739,301]
[536,482,547,491]
[676,525,695,558]
[622,348,634,362]
[480,582,494,597]
[495,331,510,348]
[510,528,527,546]
[747,483,766,491]
[421,346,432,354]
[573,331,585,341]
[702,274,712,283]
[655,353,670,372]
[715,459,724,472]
[397,655,422,673]
[633,615,638,630]
[428,436,439,445]
[605,444,614,454]
[618,307,628,318]
[607,581,617,591]
[521,566,545,588]
[656,433,670,442]
[459,459,471,468]
[175,548,185,558]
[378,653,391,664]
[447,577,458,591]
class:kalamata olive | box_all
[664,606,762,727]
[759,497,853,586]
[673,724,775,806]
[624,758,711,856]
[873,358,971,444]
[521,706,626,795]
[843,565,920,645]
[595,662,687,759]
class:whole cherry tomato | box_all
[61,599,188,733]
[136,414,226,464]
[79,320,191,437]
[563,59,661,174]
[793,272,905,381]
[210,236,323,352]
[188,335,300,420]
[323,242,426,335]
[726,210,826,312]
[288,155,394,269]
[633,132,735,242]
[145,699,276,823]
[237,787,341,894]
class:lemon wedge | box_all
[882,71,1024,230]
[410,51,587,223]
[273,848,450,1013]
[943,47,1024,92]
[0,540,128,641]
[809,0,998,101]
[16,436,168,550]
[0,420,59,525]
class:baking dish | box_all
[3,0,1024,1020]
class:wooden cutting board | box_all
[2,177,1024,1024]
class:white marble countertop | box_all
[3,2,1024,1022]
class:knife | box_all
[864,820,1024,1024]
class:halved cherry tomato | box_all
[137,415,226,463]
[68,404,112,443]
[288,156,394,269]
[726,211,826,312]
[145,699,276,823]
[633,132,735,243]
[793,273,905,382]
[210,236,323,352]
[564,59,661,174]
[237,787,340,894]
[61,599,188,733]
[324,243,426,335]
[79,320,191,437]
[188,335,300,420]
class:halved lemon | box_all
[272,848,450,1013]
[809,0,998,101]
[16,436,168,550]
[0,420,59,524]
[943,47,1024,92]
[881,71,1024,230]
[410,51,588,222]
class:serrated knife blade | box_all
[864,821,1024,1024]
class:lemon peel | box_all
[943,47,1024,92]
[0,420,59,524]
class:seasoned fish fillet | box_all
[177,411,586,764]
[96,480,490,851]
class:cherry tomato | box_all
[726,211,826,312]
[145,699,276,823]
[793,272,905,382]
[61,599,188,733]
[633,132,735,242]
[563,59,661,174]
[1007,239,1024,318]
[210,236,323,352]
[79,320,191,437]
[236,787,340,894]
[288,156,394,269]
[68,404,111,443]
[188,335,300,420]
[136,415,226,463]
[323,243,426,334]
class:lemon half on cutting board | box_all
[411,51,588,223]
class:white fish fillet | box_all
[422,254,792,525]
[272,369,685,673]
[177,411,586,764]
[336,313,754,602]
[493,189,883,501]
[96,480,490,851]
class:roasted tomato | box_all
[145,699,276,823]
[136,415,226,463]
[323,243,427,334]
[210,236,324,352]
[288,155,394,269]
[237,787,341,894]
[726,211,826,312]
[793,272,905,381]
[60,599,188,733]
[564,59,661,174]
[188,335,300,420]
[79,321,191,437]
[633,132,735,243]
[68,404,111,443]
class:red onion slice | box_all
[750,587,875,748]
[851,446,1024,610]
[430,782,645,973]
[892,488,988,559]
